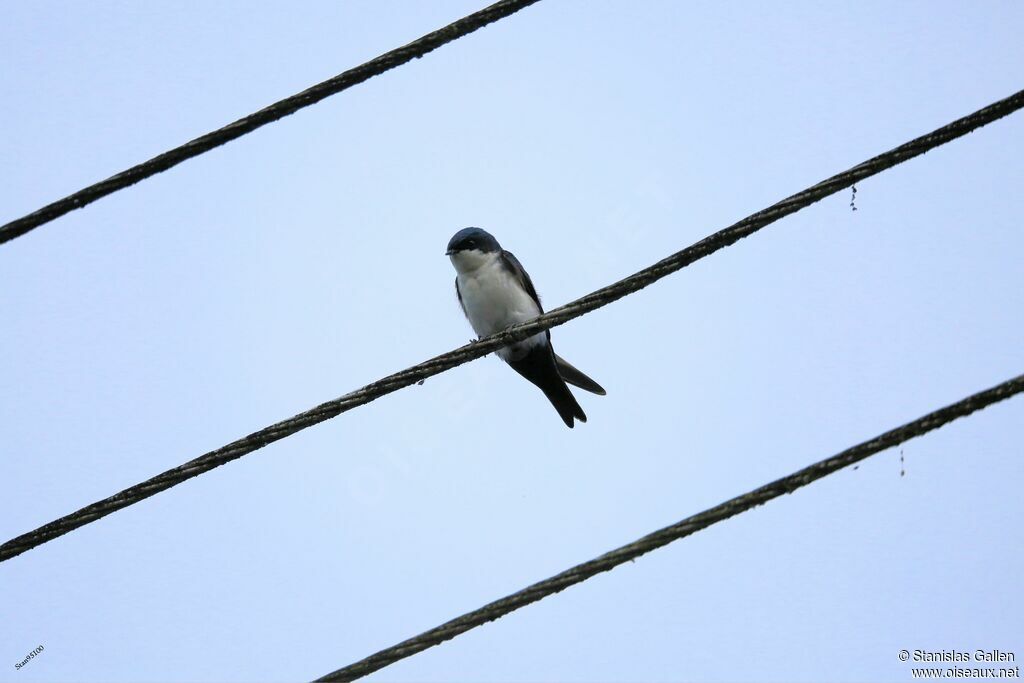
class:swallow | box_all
[446,227,605,427]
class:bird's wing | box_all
[554,354,607,395]
[454,277,468,319]
[502,248,608,405]
[500,250,543,312]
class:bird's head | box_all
[446,227,501,272]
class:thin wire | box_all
[316,372,1024,681]
[1,89,1022,564]
[0,0,542,246]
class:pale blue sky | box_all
[1,2,1022,682]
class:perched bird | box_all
[446,227,605,427]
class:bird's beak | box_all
[445,249,455,256]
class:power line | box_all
[315,372,1024,682]
[0,0,542,247]
[1,89,1021,564]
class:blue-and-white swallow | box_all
[446,227,605,428]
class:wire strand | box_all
[0,0,542,246]
[1,89,1021,564]
[315,372,1024,681]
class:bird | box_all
[446,227,605,427]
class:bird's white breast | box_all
[452,250,545,360]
